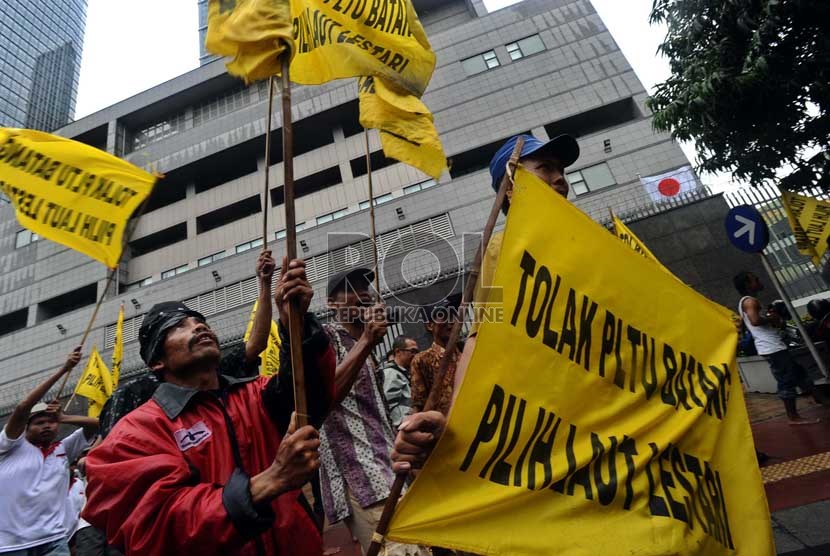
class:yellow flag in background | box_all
[610,213,676,276]
[111,304,124,389]
[781,191,830,266]
[75,348,113,418]
[0,129,156,268]
[359,76,446,180]
[243,300,282,377]
[388,167,772,555]
[205,0,293,83]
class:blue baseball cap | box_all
[488,133,580,190]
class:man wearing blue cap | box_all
[389,132,581,481]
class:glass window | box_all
[316,208,348,226]
[161,264,189,280]
[275,222,305,240]
[235,237,265,254]
[15,229,38,248]
[567,163,616,196]
[461,50,499,76]
[359,193,393,210]
[198,251,225,267]
[506,35,546,61]
[403,179,437,195]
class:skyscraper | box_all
[0,0,88,131]
[197,0,217,66]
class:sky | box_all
[74,0,731,189]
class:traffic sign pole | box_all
[760,253,830,379]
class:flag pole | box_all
[364,128,382,294]
[262,76,276,249]
[280,56,309,427]
[56,194,154,406]
[366,138,526,556]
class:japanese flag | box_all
[640,166,698,203]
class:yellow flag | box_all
[111,304,124,389]
[205,0,293,83]
[0,129,156,268]
[290,0,435,96]
[243,300,282,377]
[75,348,113,418]
[359,76,446,179]
[610,213,677,275]
[781,191,830,266]
[388,167,772,555]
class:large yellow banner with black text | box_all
[0,129,156,268]
[388,168,773,555]
[781,191,830,266]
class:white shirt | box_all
[0,427,89,552]
[738,296,787,356]
[63,477,87,539]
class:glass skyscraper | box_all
[0,0,88,131]
[197,0,217,66]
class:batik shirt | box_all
[320,324,396,523]
[410,342,457,416]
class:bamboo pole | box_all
[366,137,527,556]
[263,76,276,249]
[280,57,309,426]
[364,128,382,295]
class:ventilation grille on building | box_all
[104,214,454,348]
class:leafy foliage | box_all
[647,0,830,190]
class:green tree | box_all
[647,0,830,190]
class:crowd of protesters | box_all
[0,133,584,556]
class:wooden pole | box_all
[57,195,154,405]
[262,76,276,249]
[364,128,382,295]
[280,57,309,426]
[366,138,527,556]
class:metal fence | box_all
[724,185,830,302]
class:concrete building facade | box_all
[0,0,694,414]
[0,0,87,131]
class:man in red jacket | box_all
[84,259,335,556]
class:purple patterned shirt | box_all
[320,324,396,523]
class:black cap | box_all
[139,302,206,365]
[327,267,375,298]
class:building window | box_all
[126,277,153,291]
[568,163,617,195]
[161,264,189,280]
[359,193,393,210]
[461,50,500,76]
[15,229,39,249]
[316,208,348,226]
[235,238,264,254]
[275,222,305,240]
[403,179,437,195]
[506,35,546,61]
[198,251,226,267]
[132,111,187,151]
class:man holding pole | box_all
[83,260,335,555]
[321,268,428,555]
[0,348,99,556]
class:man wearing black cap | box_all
[83,259,336,556]
[1,347,99,556]
[319,268,428,555]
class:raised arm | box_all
[4,347,81,440]
[245,249,276,364]
[331,304,387,404]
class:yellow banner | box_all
[75,348,113,417]
[111,304,124,389]
[243,300,282,377]
[359,76,446,179]
[206,0,435,96]
[389,168,772,555]
[0,129,156,268]
[205,0,293,83]
[781,191,830,266]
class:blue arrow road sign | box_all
[725,205,769,253]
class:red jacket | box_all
[84,317,335,556]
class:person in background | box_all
[0,348,99,556]
[381,335,419,429]
[410,300,459,416]
[734,271,830,424]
